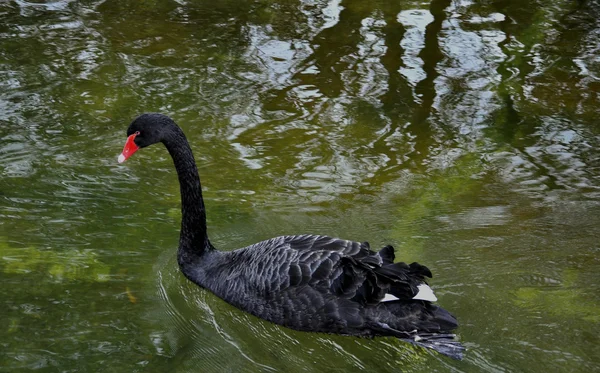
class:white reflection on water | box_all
[433,5,506,132]
[397,9,434,87]
[321,0,343,30]
[15,0,76,13]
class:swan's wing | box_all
[281,235,432,305]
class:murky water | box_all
[1,0,599,371]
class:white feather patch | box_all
[381,293,400,302]
[412,284,437,302]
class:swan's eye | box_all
[135,131,140,136]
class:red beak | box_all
[118,133,139,163]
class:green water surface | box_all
[1,0,599,372]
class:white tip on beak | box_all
[118,153,126,163]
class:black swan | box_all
[118,113,464,360]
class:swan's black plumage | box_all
[120,113,464,359]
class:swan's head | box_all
[118,113,176,163]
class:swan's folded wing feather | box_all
[286,235,366,256]
[377,245,395,265]
[281,235,432,305]
[311,257,334,281]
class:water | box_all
[1,0,599,371]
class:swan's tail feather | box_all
[375,302,463,359]
[376,322,465,360]
[428,303,459,330]
[407,333,465,360]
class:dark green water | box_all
[1,0,599,371]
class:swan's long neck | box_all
[162,128,213,260]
